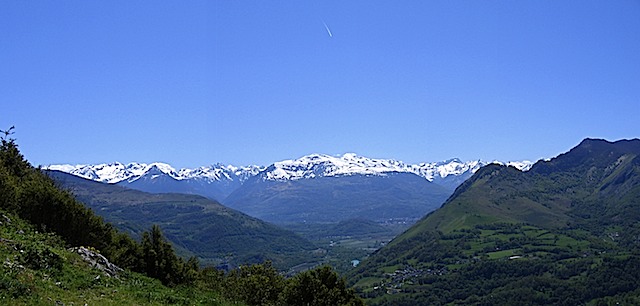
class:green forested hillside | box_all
[349,138,640,305]
[47,170,316,269]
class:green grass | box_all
[0,210,236,305]
[487,249,520,259]
[380,265,403,274]
[454,224,593,256]
[440,213,503,233]
[354,277,382,288]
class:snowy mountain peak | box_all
[263,153,409,181]
[178,164,264,182]
[407,159,484,181]
[46,162,264,184]
[509,160,534,171]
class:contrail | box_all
[322,21,333,38]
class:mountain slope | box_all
[399,138,640,237]
[349,138,640,305]
[224,172,452,224]
[47,170,315,268]
[123,165,231,201]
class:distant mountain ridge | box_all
[47,162,262,184]
[46,154,534,192]
[47,162,263,200]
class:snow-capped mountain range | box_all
[47,154,535,223]
[48,162,263,184]
[47,153,533,188]
[260,153,532,182]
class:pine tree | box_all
[0,126,30,178]
[141,224,186,286]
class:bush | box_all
[281,266,364,306]
[19,241,64,271]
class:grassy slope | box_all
[0,210,235,305]
[397,164,571,241]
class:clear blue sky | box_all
[2,1,639,168]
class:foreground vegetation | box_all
[0,208,230,305]
[0,127,363,305]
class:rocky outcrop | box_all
[69,247,123,277]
